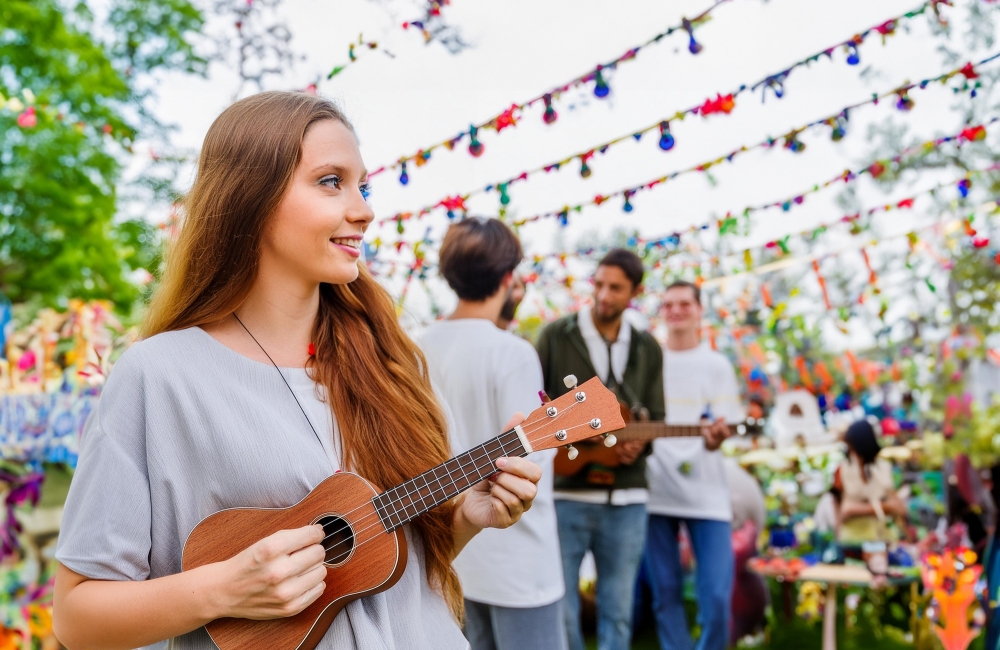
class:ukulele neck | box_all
[372,428,528,532]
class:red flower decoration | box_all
[959,62,978,79]
[699,93,735,117]
[495,104,519,132]
[439,195,467,212]
[16,107,36,128]
[960,125,986,142]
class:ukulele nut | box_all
[555,430,567,441]
[590,418,601,430]
[546,407,558,417]
[575,391,586,402]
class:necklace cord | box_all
[232,313,327,452]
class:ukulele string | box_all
[315,400,590,553]
[324,404,605,557]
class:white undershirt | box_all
[645,344,743,521]
[553,306,648,506]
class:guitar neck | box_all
[372,429,527,532]
[615,423,740,442]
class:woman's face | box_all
[262,119,375,287]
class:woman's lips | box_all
[330,237,361,258]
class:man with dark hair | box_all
[535,248,664,650]
[644,280,743,650]
[420,217,567,650]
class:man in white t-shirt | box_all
[645,281,743,650]
[419,217,567,650]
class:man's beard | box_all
[592,304,624,324]
[499,286,518,322]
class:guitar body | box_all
[182,472,407,650]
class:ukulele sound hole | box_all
[316,514,355,566]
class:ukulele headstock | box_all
[520,376,625,456]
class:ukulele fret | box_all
[374,429,527,532]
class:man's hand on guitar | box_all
[206,524,328,621]
[459,412,543,531]
[701,417,731,451]
[615,440,646,465]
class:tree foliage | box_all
[0,0,204,312]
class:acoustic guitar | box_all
[553,399,764,477]
[182,375,623,650]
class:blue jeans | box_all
[555,500,647,650]
[646,515,734,650]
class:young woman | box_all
[53,91,542,650]
[834,419,905,544]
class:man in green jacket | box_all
[535,249,664,650]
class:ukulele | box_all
[553,399,764,477]
[182,375,623,650]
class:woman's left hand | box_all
[459,412,542,531]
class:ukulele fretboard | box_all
[373,429,528,532]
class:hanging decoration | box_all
[371,162,1000,293]
[367,0,732,178]
[370,2,944,183]
[377,54,999,233]
[326,34,394,79]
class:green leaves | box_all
[0,0,204,312]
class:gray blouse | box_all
[56,327,469,650]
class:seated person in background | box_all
[724,459,767,645]
[834,420,906,544]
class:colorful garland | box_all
[376,47,992,235]
[371,2,945,186]
[367,0,732,179]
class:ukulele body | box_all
[182,471,407,650]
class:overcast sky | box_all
[143,0,997,327]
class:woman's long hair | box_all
[844,419,881,481]
[143,91,462,617]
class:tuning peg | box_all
[566,444,579,460]
[538,390,552,404]
[602,433,617,448]
[563,374,578,389]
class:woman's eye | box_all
[360,183,372,200]
[319,175,342,189]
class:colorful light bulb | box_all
[498,182,511,206]
[658,121,675,151]
[593,66,610,99]
[683,19,703,55]
[895,91,914,111]
[846,42,860,66]
[399,161,409,185]
[830,117,847,141]
[468,125,484,157]
[580,158,592,178]
[542,93,558,125]
[958,178,971,198]
[623,191,634,213]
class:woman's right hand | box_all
[209,524,328,620]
